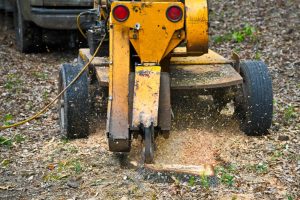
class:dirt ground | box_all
[0,0,299,199]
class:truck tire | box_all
[58,63,90,139]
[235,61,273,135]
[14,0,42,53]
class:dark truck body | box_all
[0,0,13,12]
[1,0,93,30]
[0,0,94,52]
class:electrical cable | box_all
[0,33,107,130]
[77,9,97,39]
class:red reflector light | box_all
[113,5,129,22]
[166,6,183,22]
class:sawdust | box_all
[154,129,219,166]
[127,95,242,167]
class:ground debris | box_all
[0,0,299,199]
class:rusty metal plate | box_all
[79,48,109,66]
[95,67,109,86]
[132,66,161,128]
[170,64,242,89]
[171,48,232,64]
[107,25,130,140]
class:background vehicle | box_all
[1,0,93,52]
[0,0,13,11]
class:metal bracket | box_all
[231,51,240,73]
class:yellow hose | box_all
[0,33,107,130]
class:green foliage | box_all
[245,162,268,174]
[200,174,209,189]
[14,134,26,143]
[213,24,257,44]
[43,91,49,100]
[1,159,11,167]
[188,176,195,186]
[0,136,13,147]
[213,33,232,43]
[271,150,283,161]
[255,51,261,60]
[43,172,68,181]
[215,164,236,187]
[32,71,48,80]
[284,104,297,122]
[61,136,70,144]
[43,159,83,182]
[0,134,26,147]
[4,74,23,91]
[255,163,268,174]
[221,172,234,186]
[4,114,13,121]
[232,32,245,43]
[72,161,82,174]
[243,24,256,37]
[2,114,13,126]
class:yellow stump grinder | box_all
[58,0,273,163]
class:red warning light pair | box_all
[113,5,183,22]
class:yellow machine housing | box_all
[78,0,243,161]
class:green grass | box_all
[2,114,13,126]
[284,104,297,122]
[43,159,83,182]
[255,163,268,174]
[14,134,26,143]
[232,32,245,43]
[270,150,284,161]
[245,162,269,174]
[43,90,49,100]
[215,164,236,187]
[72,161,82,174]
[0,136,13,147]
[4,74,23,91]
[200,174,209,189]
[221,172,234,186]
[213,24,257,44]
[255,51,262,60]
[1,159,11,167]
[61,137,70,144]
[32,71,48,80]
[0,134,26,147]
[188,176,195,186]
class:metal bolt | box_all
[135,23,141,30]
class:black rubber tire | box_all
[14,0,42,53]
[144,125,154,164]
[58,63,89,139]
[235,61,273,135]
